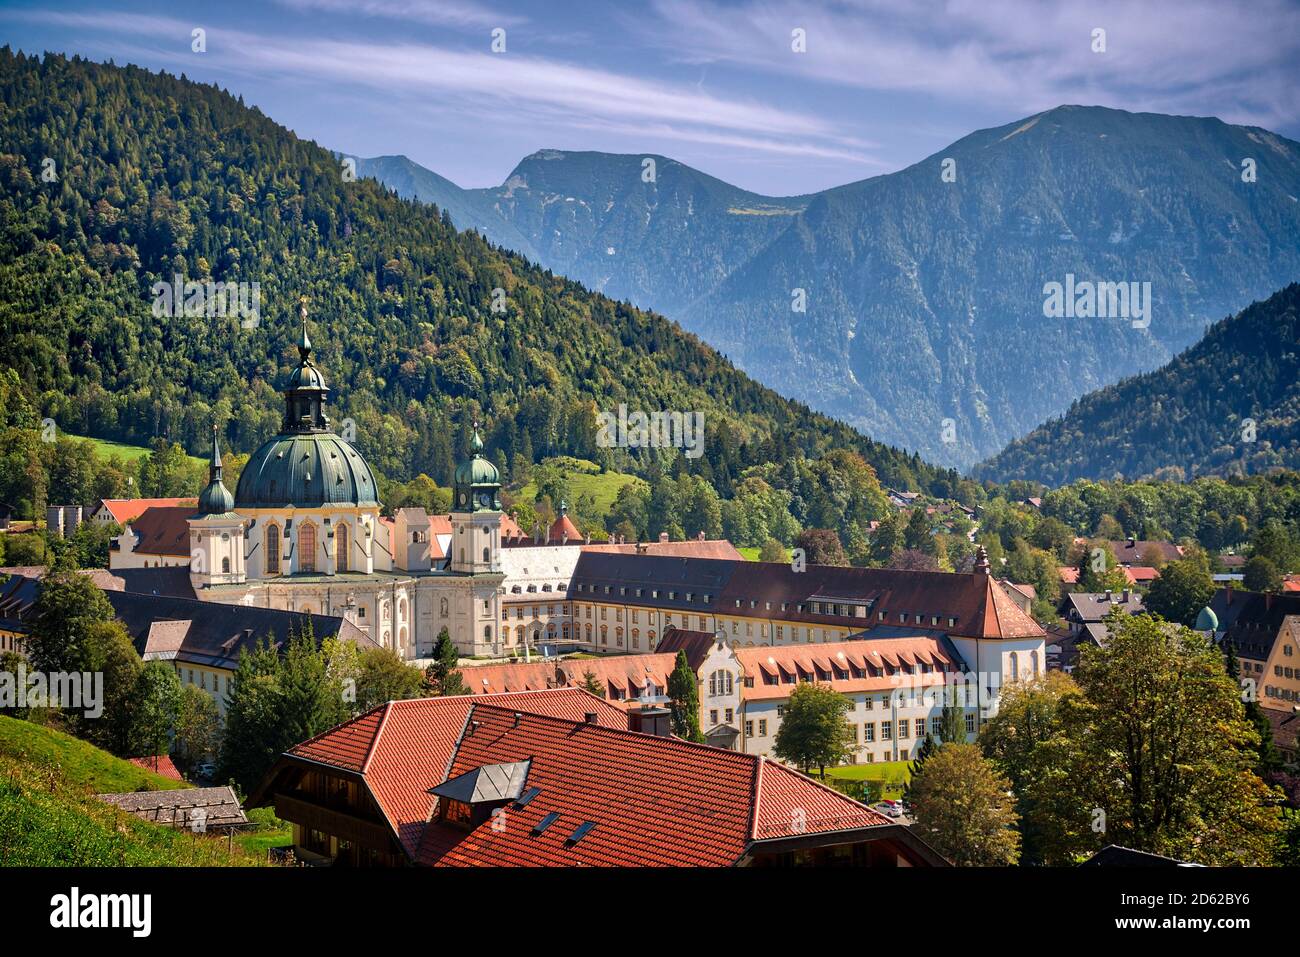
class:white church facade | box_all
[136,310,523,660]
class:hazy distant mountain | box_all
[354,107,1300,470]
[974,283,1300,484]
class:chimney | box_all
[512,711,522,727]
[1226,581,1234,605]
[659,532,669,544]
[1121,588,1130,603]
[1127,536,1135,548]
[584,712,599,724]
[974,546,990,576]
[1104,589,1112,602]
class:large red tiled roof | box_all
[736,637,962,701]
[97,498,196,525]
[284,689,627,855]
[416,705,889,867]
[461,654,676,705]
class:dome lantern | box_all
[453,424,501,513]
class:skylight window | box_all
[567,821,597,845]
[532,812,560,835]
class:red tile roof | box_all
[548,512,582,543]
[461,654,676,705]
[126,506,196,556]
[97,498,196,525]
[1123,566,1160,583]
[736,637,962,701]
[415,705,890,867]
[128,754,185,782]
[281,689,628,855]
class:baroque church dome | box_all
[234,306,380,510]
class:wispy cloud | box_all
[272,0,525,30]
[643,0,1300,132]
[25,9,873,163]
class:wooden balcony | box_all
[272,792,395,853]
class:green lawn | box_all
[70,433,206,468]
[736,546,761,561]
[517,457,645,518]
[0,714,187,793]
[812,761,912,800]
[235,806,292,857]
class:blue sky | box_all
[5,0,1299,195]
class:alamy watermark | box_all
[151,274,261,328]
[596,404,704,459]
[1042,273,1151,329]
[1,664,103,718]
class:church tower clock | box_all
[450,428,502,575]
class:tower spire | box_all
[298,295,312,358]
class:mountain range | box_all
[0,50,952,497]
[974,283,1300,484]
[351,107,1300,470]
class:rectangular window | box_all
[758,719,768,736]
[881,721,893,741]
[965,713,975,734]
[709,709,718,725]
[864,723,875,742]
[745,720,754,737]
[898,719,909,739]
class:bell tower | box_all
[450,427,502,576]
[189,426,245,590]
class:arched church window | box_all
[266,524,281,575]
[482,546,490,563]
[299,523,316,574]
[336,522,349,573]
[222,557,230,574]
[1030,650,1039,677]
[1009,651,1019,681]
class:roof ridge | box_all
[748,757,766,840]
[360,701,394,775]
[467,702,762,764]
[290,700,388,755]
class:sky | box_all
[4,0,1300,195]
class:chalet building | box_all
[248,688,947,867]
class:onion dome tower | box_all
[234,301,379,511]
[450,426,502,575]
[189,426,245,589]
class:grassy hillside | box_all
[75,434,205,469]
[0,714,185,792]
[0,716,268,866]
[515,456,645,519]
